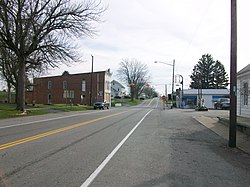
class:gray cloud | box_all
[48,0,250,94]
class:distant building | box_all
[111,80,125,98]
[26,70,112,106]
[237,64,250,117]
[177,89,230,109]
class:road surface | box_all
[0,98,249,187]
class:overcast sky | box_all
[47,0,250,94]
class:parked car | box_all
[93,101,110,110]
[214,98,230,110]
[139,93,146,100]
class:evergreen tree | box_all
[190,54,229,89]
[213,60,229,88]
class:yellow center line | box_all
[0,111,128,151]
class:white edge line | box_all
[0,110,109,129]
[155,97,159,108]
[146,98,155,107]
[80,109,153,187]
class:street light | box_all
[154,59,175,101]
[90,55,94,106]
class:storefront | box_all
[179,89,229,109]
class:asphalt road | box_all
[0,98,250,187]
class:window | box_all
[243,82,248,105]
[63,90,74,99]
[48,81,52,89]
[70,90,75,99]
[82,80,86,97]
[63,80,67,90]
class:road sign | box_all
[162,95,166,100]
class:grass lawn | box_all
[35,104,93,112]
[111,98,143,107]
[124,99,143,106]
[0,103,94,119]
[0,100,142,119]
[0,104,48,119]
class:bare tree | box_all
[142,85,157,98]
[0,0,105,111]
[117,58,150,101]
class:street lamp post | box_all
[90,55,94,106]
[155,59,175,101]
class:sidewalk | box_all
[194,111,250,155]
[218,115,250,136]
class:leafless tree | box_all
[142,85,157,98]
[0,0,105,111]
[117,58,150,101]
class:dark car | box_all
[214,98,230,110]
[93,101,110,110]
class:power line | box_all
[179,0,215,64]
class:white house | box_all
[237,64,250,117]
[111,80,125,98]
[178,89,230,109]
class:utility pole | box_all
[154,59,175,101]
[229,0,237,147]
[90,55,94,106]
[172,59,175,101]
[165,84,167,98]
[179,75,184,108]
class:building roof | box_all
[111,80,125,89]
[36,70,110,79]
[238,64,250,76]
[184,89,229,95]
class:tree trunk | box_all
[16,58,26,111]
[15,84,18,104]
[135,91,139,99]
[130,88,134,101]
[7,82,11,103]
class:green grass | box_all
[35,104,93,112]
[111,98,143,107]
[0,103,95,119]
[124,99,142,106]
[0,104,49,119]
[0,99,143,119]
[111,98,123,106]
[0,104,19,119]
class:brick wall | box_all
[26,71,111,105]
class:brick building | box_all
[26,70,112,106]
